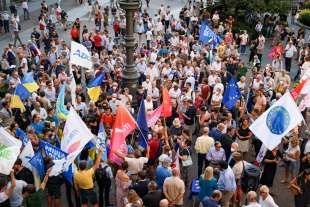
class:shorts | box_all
[47,185,61,199]
[80,189,98,205]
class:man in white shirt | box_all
[31,102,48,120]
[169,83,181,102]
[246,191,261,207]
[259,185,279,207]
[142,75,153,95]
[115,147,150,175]
[22,0,30,20]
[146,29,153,49]
[8,179,27,207]
[284,41,297,72]
[145,62,159,82]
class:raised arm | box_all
[40,168,52,190]
[92,148,103,171]
[5,171,16,198]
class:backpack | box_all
[95,165,110,185]
[241,161,261,193]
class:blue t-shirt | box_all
[198,176,218,201]
[30,122,44,135]
[155,166,172,189]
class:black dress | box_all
[260,150,281,187]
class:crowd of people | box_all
[0,0,309,207]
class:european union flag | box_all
[137,99,149,149]
[222,78,241,110]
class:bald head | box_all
[172,168,180,177]
[159,199,169,207]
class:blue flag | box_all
[40,140,68,159]
[137,99,149,149]
[55,135,61,148]
[199,22,221,48]
[222,78,241,110]
[29,151,45,179]
[15,128,29,146]
[40,140,73,184]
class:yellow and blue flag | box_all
[10,84,31,111]
[87,73,104,102]
[22,72,39,93]
[56,84,69,120]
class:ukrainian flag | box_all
[22,72,39,93]
[87,73,104,102]
[10,84,31,111]
[56,84,69,120]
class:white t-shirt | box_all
[246,203,262,207]
[0,192,8,203]
[285,45,297,58]
[125,157,148,174]
[20,58,28,75]
[8,180,27,207]
[259,195,279,207]
[146,30,153,41]
[169,88,181,99]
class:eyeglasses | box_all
[259,191,267,194]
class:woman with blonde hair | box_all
[125,189,143,207]
[198,166,218,201]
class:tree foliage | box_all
[219,0,292,15]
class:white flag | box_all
[0,127,22,175]
[55,108,94,173]
[249,92,303,150]
[70,41,93,70]
[19,141,34,170]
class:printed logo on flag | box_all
[72,49,90,61]
[0,143,13,159]
[266,106,290,135]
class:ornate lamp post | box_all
[118,0,141,97]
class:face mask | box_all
[112,87,117,90]
[146,79,150,82]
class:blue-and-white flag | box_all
[97,121,107,161]
[70,41,93,70]
[249,92,303,150]
[199,23,221,48]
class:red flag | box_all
[291,79,308,101]
[162,87,172,117]
[147,105,163,127]
[109,105,137,165]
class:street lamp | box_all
[117,0,141,101]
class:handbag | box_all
[181,148,193,167]
[289,184,301,196]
